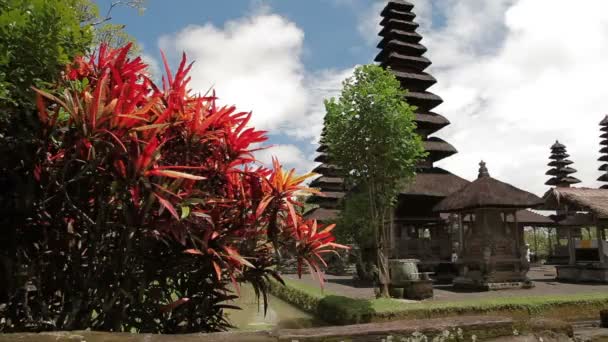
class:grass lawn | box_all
[270,279,608,324]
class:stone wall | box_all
[0,316,577,342]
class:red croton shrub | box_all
[2,43,345,333]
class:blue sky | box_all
[98,0,379,72]
[94,0,608,195]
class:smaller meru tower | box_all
[305,121,345,223]
[545,141,581,187]
[599,115,608,189]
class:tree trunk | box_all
[368,181,389,297]
[377,210,390,297]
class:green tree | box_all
[325,65,426,297]
[0,0,94,111]
[0,0,142,303]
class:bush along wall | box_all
[269,279,608,326]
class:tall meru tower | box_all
[306,0,467,238]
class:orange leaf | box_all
[146,169,205,180]
[184,248,204,255]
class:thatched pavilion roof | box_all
[399,167,469,197]
[455,209,552,225]
[433,161,543,212]
[543,187,608,219]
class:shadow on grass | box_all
[317,295,375,325]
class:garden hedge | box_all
[268,279,608,326]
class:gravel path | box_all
[283,266,608,302]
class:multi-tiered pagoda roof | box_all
[305,123,344,222]
[599,115,608,189]
[375,0,466,205]
[545,141,581,187]
[305,0,467,223]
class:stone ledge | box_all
[276,315,514,341]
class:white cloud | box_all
[140,52,161,81]
[359,0,608,195]
[158,14,307,132]
[254,144,315,174]
[157,10,352,174]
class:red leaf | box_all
[160,297,190,313]
[154,193,179,220]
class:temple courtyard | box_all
[284,266,608,302]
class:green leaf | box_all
[180,205,190,219]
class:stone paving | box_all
[284,265,608,301]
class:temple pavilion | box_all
[434,161,544,290]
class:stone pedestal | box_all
[556,265,608,283]
[404,280,434,300]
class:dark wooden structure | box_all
[375,0,469,274]
[305,122,345,223]
[434,161,544,290]
[543,187,608,282]
[599,115,608,189]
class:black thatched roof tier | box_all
[391,70,437,90]
[546,141,581,186]
[384,0,415,12]
[375,40,427,58]
[380,7,416,21]
[314,153,329,163]
[600,155,608,162]
[602,133,608,139]
[434,161,543,212]
[303,207,340,222]
[377,0,456,173]
[400,168,469,197]
[545,176,581,186]
[316,144,327,153]
[378,28,422,45]
[415,112,450,133]
[380,18,420,32]
[600,116,608,187]
[549,152,570,160]
[310,176,344,189]
[312,163,341,176]
[424,137,457,162]
[307,191,345,207]
[548,159,573,167]
[546,167,577,176]
[376,52,431,70]
[404,91,443,112]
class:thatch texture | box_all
[549,213,595,227]
[434,163,543,212]
[514,209,553,225]
[400,168,469,197]
[543,187,608,219]
[545,140,581,186]
[456,209,552,225]
[303,208,340,222]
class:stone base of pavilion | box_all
[453,272,533,291]
[556,264,608,283]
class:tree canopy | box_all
[324,64,426,296]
